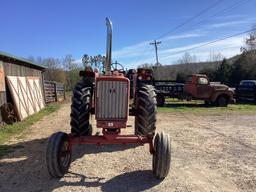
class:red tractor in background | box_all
[46,18,171,179]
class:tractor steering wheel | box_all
[111,62,125,72]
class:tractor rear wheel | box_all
[135,84,157,136]
[153,132,171,179]
[70,80,93,136]
[46,132,71,178]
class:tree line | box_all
[28,54,105,91]
[142,27,256,85]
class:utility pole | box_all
[149,40,161,66]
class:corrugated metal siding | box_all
[96,80,128,119]
[0,61,44,123]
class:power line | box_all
[185,0,251,33]
[135,0,252,65]
[156,0,223,40]
[133,1,223,65]
[149,40,162,65]
[157,0,251,40]
[168,28,256,56]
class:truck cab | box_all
[236,80,256,103]
[184,74,234,106]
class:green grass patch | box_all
[158,99,256,113]
[0,103,61,157]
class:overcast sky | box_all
[1,0,256,68]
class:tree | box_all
[208,51,223,62]
[82,54,106,73]
[43,58,67,84]
[199,68,216,81]
[214,58,231,83]
[63,54,77,90]
[177,52,197,64]
[176,72,187,83]
[241,25,256,53]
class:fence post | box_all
[54,82,58,102]
[64,84,66,100]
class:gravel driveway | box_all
[0,101,255,192]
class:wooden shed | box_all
[0,51,46,124]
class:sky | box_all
[1,0,256,68]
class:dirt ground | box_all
[0,101,255,192]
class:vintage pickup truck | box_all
[156,74,234,107]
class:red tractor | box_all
[46,18,171,179]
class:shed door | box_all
[6,76,45,121]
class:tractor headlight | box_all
[138,75,142,80]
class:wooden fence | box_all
[44,81,66,103]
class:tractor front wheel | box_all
[152,132,171,179]
[46,132,71,178]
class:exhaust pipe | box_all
[105,17,112,74]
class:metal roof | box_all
[0,51,46,70]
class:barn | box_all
[0,51,46,124]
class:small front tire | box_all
[46,132,71,178]
[152,132,171,179]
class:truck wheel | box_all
[135,85,157,136]
[216,95,228,107]
[156,94,165,107]
[153,132,171,179]
[70,80,93,136]
[46,132,71,178]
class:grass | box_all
[158,98,256,113]
[0,103,61,157]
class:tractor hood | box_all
[210,83,229,91]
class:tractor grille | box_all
[96,80,128,119]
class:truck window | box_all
[198,77,209,85]
[240,81,248,86]
[248,82,255,87]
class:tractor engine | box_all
[95,76,129,128]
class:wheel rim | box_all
[1,103,17,124]
[60,141,71,168]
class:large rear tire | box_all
[46,132,71,178]
[135,84,157,136]
[70,80,93,136]
[153,132,171,179]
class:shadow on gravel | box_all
[72,143,139,159]
[52,170,161,192]
[0,136,154,192]
[101,170,162,192]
